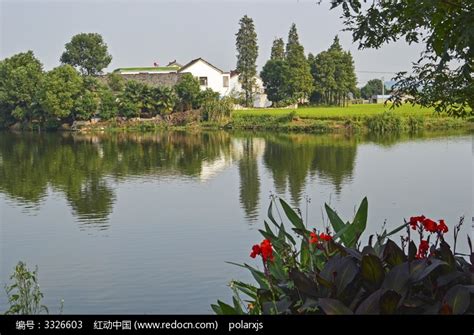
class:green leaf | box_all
[382,263,409,295]
[355,289,383,315]
[216,300,238,315]
[333,257,359,296]
[289,268,318,298]
[361,254,385,289]
[411,259,447,282]
[383,239,407,268]
[325,203,349,246]
[279,199,305,232]
[352,197,368,240]
[444,285,470,315]
[379,290,401,314]
[318,298,353,315]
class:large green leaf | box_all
[279,199,306,232]
[379,290,401,314]
[318,298,353,315]
[325,203,350,246]
[383,239,407,268]
[444,285,470,315]
[382,263,409,295]
[361,254,385,289]
[352,197,368,240]
[333,257,359,296]
[355,289,384,314]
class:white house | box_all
[115,57,271,107]
[178,58,230,96]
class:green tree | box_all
[309,36,357,106]
[60,33,112,76]
[175,73,201,111]
[235,15,259,107]
[260,59,291,105]
[330,0,473,116]
[98,88,118,120]
[0,51,44,125]
[361,79,384,100]
[39,65,83,121]
[285,24,313,103]
[270,38,285,60]
[106,72,125,92]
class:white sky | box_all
[0,0,424,85]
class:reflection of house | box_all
[113,57,271,106]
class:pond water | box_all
[0,130,472,313]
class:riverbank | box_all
[79,104,472,134]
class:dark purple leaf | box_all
[318,298,353,315]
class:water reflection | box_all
[0,130,469,228]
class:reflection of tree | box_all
[66,178,115,226]
[0,131,233,229]
[263,134,358,204]
[238,138,260,221]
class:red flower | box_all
[409,215,425,230]
[319,233,332,241]
[250,239,274,262]
[250,244,261,258]
[260,239,274,262]
[437,219,448,234]
[309,232,318,244]
[422,218,438,233]
[416,240,430,259]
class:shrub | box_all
[201,96,233,122]
[213,197,473,315]
[175,73,201,111]
[4,261,49,314]
[365,111,402,134]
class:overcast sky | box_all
[0,0,424,86]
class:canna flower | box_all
[250,239,274,262]
[260,239,274,262]
[409,215,426,230]
[422,218,438,233]
[250,244,261,259]
[437,219,448,234]
[416,240,430,259]
[309,231,319,244]
[319,233,332,241]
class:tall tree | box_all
[285,24,313,102]
[309,36,357,106]
[60,33,112,76]
[0,51,44,124]
[235,15,259,107]
[39,65,83,120]
[330,0,473,117]
[270,38,285,60]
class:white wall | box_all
[229,75,271,108]
[180,60,230,96]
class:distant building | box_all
[371,94,392,104]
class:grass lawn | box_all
[233,103,441,120]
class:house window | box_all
[199,77,208,86]
[223,76,229,87]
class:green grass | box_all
[233,103,443,120]
[114,66,179,73]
